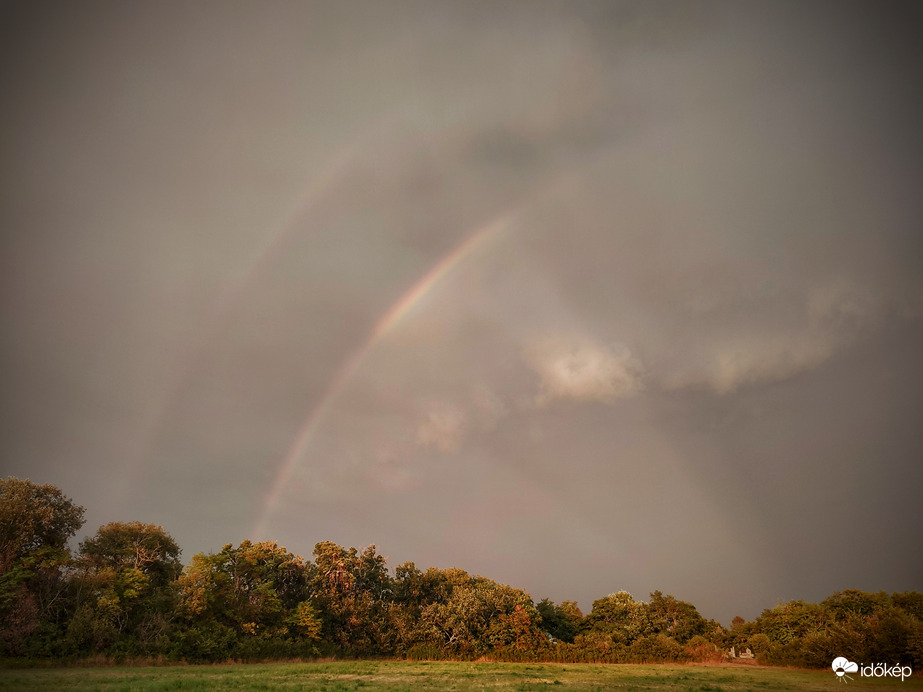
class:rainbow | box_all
[250,208,519,538]
[116,133,375,520]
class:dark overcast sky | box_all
[2,0,922,624]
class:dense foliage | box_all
[1,477,920,668]
[726,590,923,669]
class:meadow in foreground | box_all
[1,661,920,692]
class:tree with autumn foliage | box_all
[310,541,391,652]
[176,540,317,660]
[0,477,85,656]
[66,522,182,655]
[3,477,921,666]
[413,569,546,657]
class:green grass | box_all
[0,661,919,691]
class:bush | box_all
[629,634,686,662]
[405,642,449,661]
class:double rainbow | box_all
[250,209,519,538]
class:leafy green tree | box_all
[416,570,544,655]
[742,590,923,668]
[752,600,827,645]
[175,540,323,661]
[68,522,182,654]
[821,589,892,620]
[310,542,392,652]
[4,477,919,667]
[79,522,181,586]
[865,606,917,664]
[287,600,323,641]
[0,477,85,567]
[747,632,771,656]
[536,598,582,643]
[645,591,710,644]
[0,478,85,656]
[179,540,311,640]
[582,591,650,645]
[893,591,923,621]
[390,562,463,651]
[629,632,685,662]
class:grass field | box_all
[0,661,920,691]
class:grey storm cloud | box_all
[1,0,922,625]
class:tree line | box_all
[1,477,920,667]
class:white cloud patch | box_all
[527,337,643,405]
[415,402,467,452]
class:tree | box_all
[893,592,923,621]
[821,589,892,620]
[176,540,314,659]
[0,477,85,568]
[391,561,461,651]
[310,542,392,652]
[537,598,582,643]
[0,478,85,656]
[645,591,709,644]
[583,591,649,645]
[753,600,827,645]
[416,571,544,655]
[79,522,181,587]
[68,522,182,654]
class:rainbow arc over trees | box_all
[250,209,520,538]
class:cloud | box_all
[658,325,838,395]
[469,384,508,431]
[808,281,877,328]
[364,452,418,493]
[658,281,892,395]
[704,335,835,394]
[415,402,467,452]
[526,337,643,405]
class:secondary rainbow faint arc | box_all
[250,209,519,539]
[118,132,375,520]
